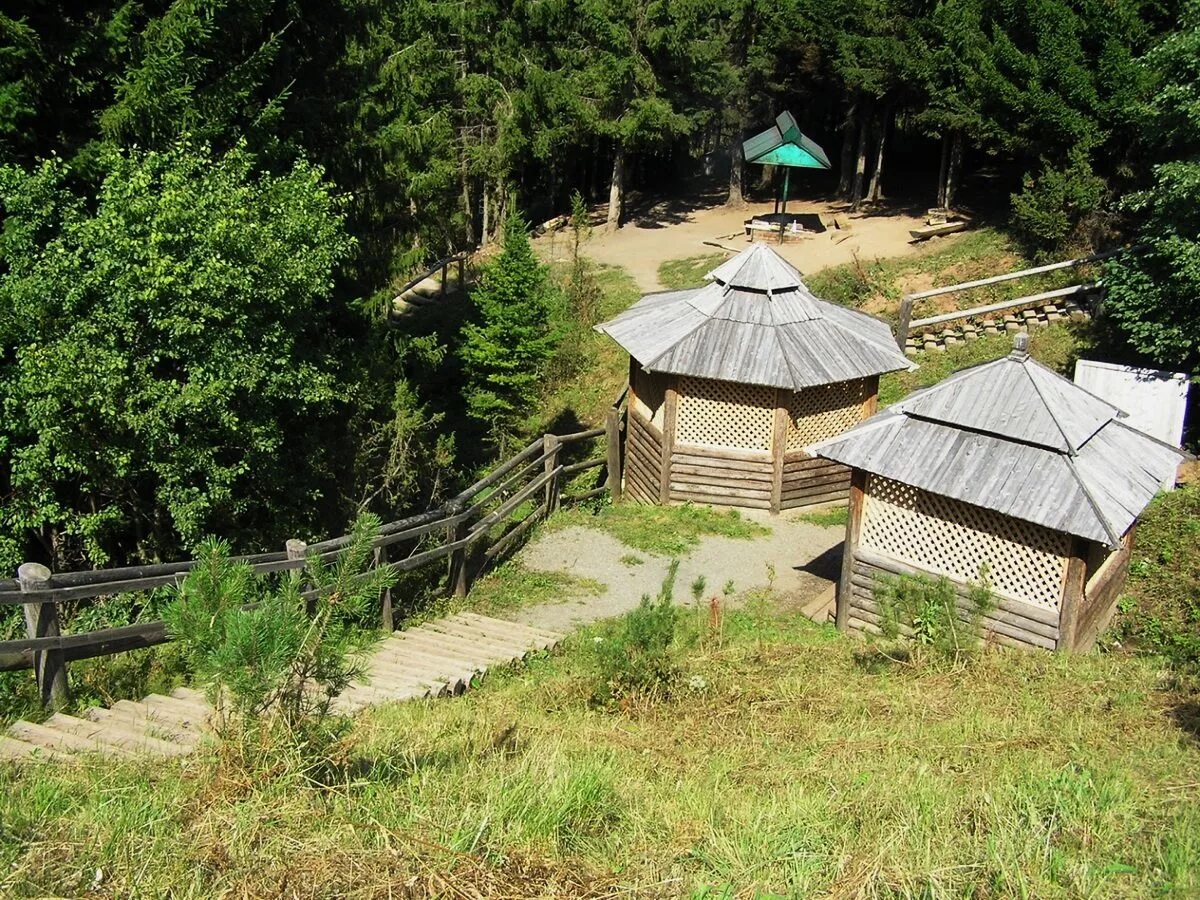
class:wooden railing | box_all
[1,394,629,709]
[893,249,1122,347]
[388,253,469,319]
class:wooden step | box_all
[8,720,138,758]
[0,734,71,762]
[406,626,530,663]
[388,631,505,669]
[362,657,464,695]
[352,664,450,699]
[108,699,203,733]
[85,706,201,747]
[46,713,188,758]
[422,619,545,654]
[366,652,472,693]
[376,636,487,676]
[454,612,562,646]
[144,692,211,716]
[413,622,535,658]
[140,694,213,727]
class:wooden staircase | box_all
[0,613,562,762]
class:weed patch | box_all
[792,506,849,528]
[657,253,726,290]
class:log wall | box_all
[1071,528,1135,651]
[624,409,663,505]
[842,546,1062,651]
[669,445,774,509]
[780,453,851,509]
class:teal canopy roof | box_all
[743,112,831,170]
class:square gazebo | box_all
[596,244,914,513]
[809,335,1186,652]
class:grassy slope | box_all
[3,602,1197,897]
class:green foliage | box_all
[460,210,558,446]
[874,571,994,666]
[0,141,355,568]
[591,560,689,704]
[657,253,726,291]
[1111,484,1200,677]
[1103,3,1200,372]
[1010,148,1110,253]
[164,513,394,738]
[794,506,849,528]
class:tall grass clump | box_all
[591,560,696,705]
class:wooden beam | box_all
[1057,537,1090,652]
[836,469,867,631]
[770,392,789,514]
[660,378,678,504]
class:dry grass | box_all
[3,599,1198,898]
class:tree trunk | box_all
[460,153,475,247]
[850,99,872,210]
[867,109,890,203]
[945,130,963,210]
[838,97,859,199]
[481,182,491,248]
[726,128,746,207]
[606,146,625,230]
[936,132,951,208]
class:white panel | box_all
[1073,360,1189,447]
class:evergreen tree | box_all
[459,209,558,445]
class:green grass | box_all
[879,322,1093,406]
[465,562,606,615]
[805,227,1084,316]
[1110,483,1200,673]
[553,502,771,556]
[4,599,1198,897]
[792,506,849,528]
[657,253,726,291]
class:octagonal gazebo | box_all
[596,244,913,512]
[809,335,1187,651]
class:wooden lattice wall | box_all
[859,474,1070,610]
[675,376,776,451]
[785,378,872,451]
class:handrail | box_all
[908,283,1100,331]
[3,408,629,690]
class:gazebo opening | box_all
[597,243,914,513]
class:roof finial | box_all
[1011,332,1030,360]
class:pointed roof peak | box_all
[706,243,805,293]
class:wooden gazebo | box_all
[810,335,1186,652]
[596,244,913,512]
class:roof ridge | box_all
[1063,454,1124,548]
[1020,356,1077,454]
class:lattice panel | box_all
[676,376,775,451]
[860,475,1069,609]
[631,369,668,428]
[785,378,870,452]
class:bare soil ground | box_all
[509,507,842,633]
[536,191,930,292]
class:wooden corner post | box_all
[543,434,561,515]
[19,562,70,710]
[1057,537,1089,653]
[660,379,679,504]
[605,405,623,503]
[836,469,868,631]
[770,393,789,514]
[374,543,393,631]
[447,500,471,598]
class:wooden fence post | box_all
[895,295,914,349]
[543,434,561,515]
[446,500,471,598]
[374,544,393,631]
[457,256,465,293]
[287,539,310,614]
[605,406,623,503]
[19,562,70,710]
[836,470,867,631]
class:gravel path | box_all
[508,508,844,633]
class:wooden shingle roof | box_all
[809,339,1186,546]
[595,244,914,390]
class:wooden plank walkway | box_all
[0,613,562,763]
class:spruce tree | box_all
[459,210,557,445]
